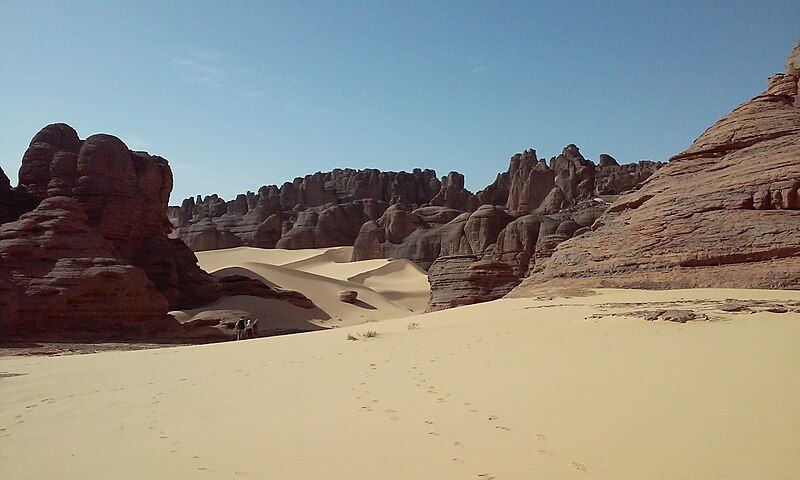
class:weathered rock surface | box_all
[338,290,358,303]
[353,148,650,276]
[0,196,172,334]
[170,168,442,250]
[787,41,800,75]
[512,60,800,294]
[426,255,520,312]
[1,124,310,336]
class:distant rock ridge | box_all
[169,168,443,251]
[511,45,800,295]
[0,124,311,336]
[171,144,663,311]
[172,150,662,261]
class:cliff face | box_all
[353,147,661,274]
[0,124,308,336]
[512,67,800,295]
[169,168,443,251]
[349,148,661,311]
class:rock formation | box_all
[426,255,520,311]
[353,146,657,274]
[347,146,661,309]
[169,168,443,250]
[787,41,800,75]
[0,124,310,336]
[511,52,800,295]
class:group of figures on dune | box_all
[1,44,798,337]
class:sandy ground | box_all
[2,288,799,479]
[172,246,430,331]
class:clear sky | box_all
[1,1,797,204]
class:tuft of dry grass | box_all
[346,330,379,341]
[361,330,378,339]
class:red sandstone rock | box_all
[171,168,440,250]
[512,64,800,294]
[1,125,312,336]
[338,290,358,303]
[0,196,173,334]
[426,255,520,312]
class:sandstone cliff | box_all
[0,124,310,336]
[511,59,800,295]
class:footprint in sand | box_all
[477,474,496,479]
[536,433,546,441]
[538,449,555,456]
[487,415,497,421]
[571,462,591,473]
[494,425,511,431]
[423,420,435,425]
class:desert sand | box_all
[172,246,431,332]
[1,282,799,479]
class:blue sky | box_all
[1,1,797,204]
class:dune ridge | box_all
[174,247,431,331]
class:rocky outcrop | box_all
[512,55,800,294]
[0,196,172,334]
[338,290,358,303]
[170,168,441,251]
[353,146,655,275]
[430,172,477,211]
[787,41,800,75]
[594,159,662,195]
[426,255,520,312]
[0,124,310,336]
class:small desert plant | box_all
[346,333,359,341]
[361,330,378,339]
[407,322,419,330]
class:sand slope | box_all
[175,246,431,330]
[2,288,799,479]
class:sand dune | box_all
[176,247,430,330]
[2,288,798,479]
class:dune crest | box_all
[174,246,431,330]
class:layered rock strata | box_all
[0,124,310,336]
[512,55,800,294]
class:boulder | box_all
[339,290,358,303]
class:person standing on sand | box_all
[235,318,246,340]
[244,318,255,339]
[251,318,258,338]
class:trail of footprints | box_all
[347,355,594,478]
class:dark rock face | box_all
[348,146,662,311]
[338,290,358,303]
[0,196,172,334]
[352,148,658,276]
[1,124,310,336]
[786,41,800,75]
[426,255,521,312]
[512,65,800,294]
[594,160,662,195]
[170,168,442,251]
